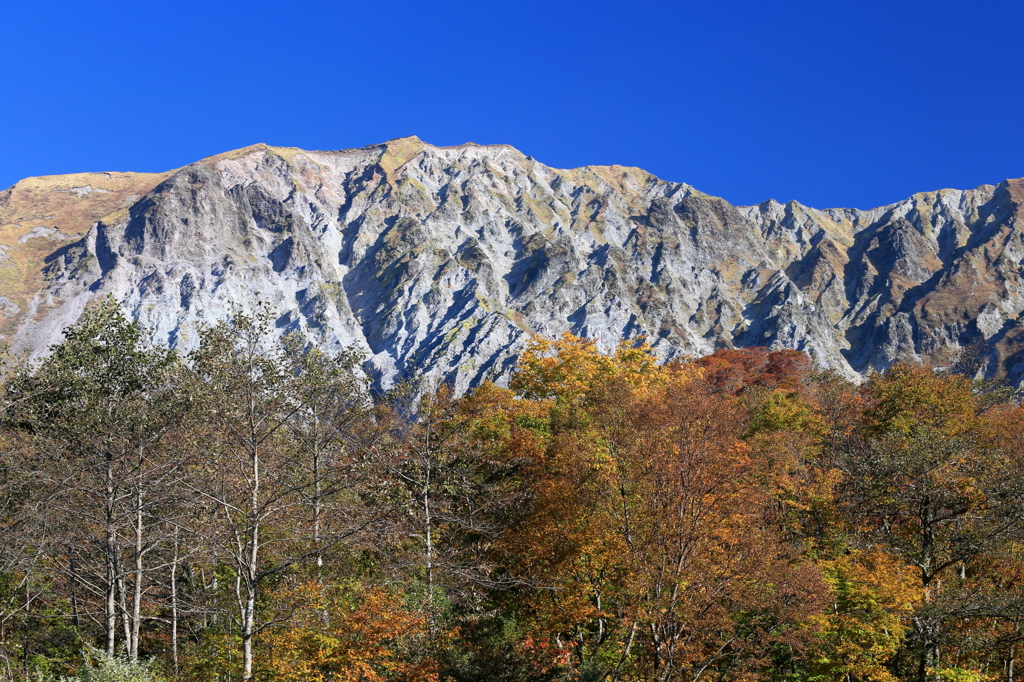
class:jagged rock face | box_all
[2,137,1024,391]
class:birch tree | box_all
[188,310,373,681]
[2,298,189,659]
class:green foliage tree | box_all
[41,645,159,682]
[187,307,377,682]
[3,298,189,660]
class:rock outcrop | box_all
[2,137,1023,390]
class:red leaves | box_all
[690,346,813,396]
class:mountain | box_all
[1,137,1023,391]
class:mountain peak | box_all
[377,136,427,177]
[382,135,423,145]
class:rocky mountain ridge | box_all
[2,136,1022,391]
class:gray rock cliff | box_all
[3,137,1023,390]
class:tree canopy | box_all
[1,311,1023,682]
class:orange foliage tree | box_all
[261,580,436,682]
[499,334,828,681]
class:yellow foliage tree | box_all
[811,551,922,682]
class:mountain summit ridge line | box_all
[2,136,1023,390]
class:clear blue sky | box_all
[1,0,1021,209]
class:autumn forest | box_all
[0,299,1023,682]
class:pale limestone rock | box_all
[7,138,1024,389]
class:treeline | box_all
[1,299,1024,682]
